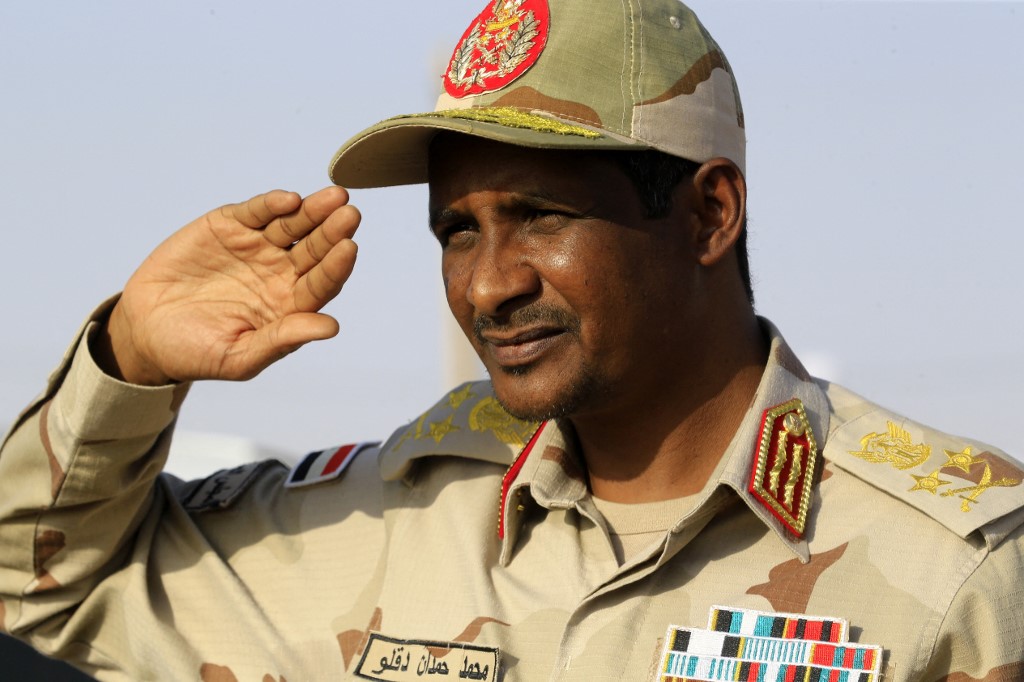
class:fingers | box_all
[262,186,351,248]
[294,238,358,313]
[287,202,361,275]
[222,190,303,229]
[227,313,341,381]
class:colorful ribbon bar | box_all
[709,606,847,644]
[659,652,878,682]
[666,627,879,671]
[655,607,884,682]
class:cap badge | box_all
[443,0,550,98]
[748,399,818,538]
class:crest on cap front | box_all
[444,0,550,98]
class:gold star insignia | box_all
[909,470,952,495]
[428,415,460,443]
[448,385,477,410]
[942,446,983,473]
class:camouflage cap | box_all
[328,0,745,188]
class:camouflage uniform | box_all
[3,1,1023,680]
[0,306,1022,681]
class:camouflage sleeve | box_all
[922,521,1024,681]
[0,304,187,653]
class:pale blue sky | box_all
[1,1,1021,465]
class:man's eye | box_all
[526,208,572,229]
[436,223,475,247]
[528,208,560,219]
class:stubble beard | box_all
[472,303,612,422]
[492,360,611,423]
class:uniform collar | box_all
[498,319,830,566]
[705,318,831,562]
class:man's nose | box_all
[466,235,540,317]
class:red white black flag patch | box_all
[748,399,818,538]
[285,442,376,489]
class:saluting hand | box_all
[95,187,360,385]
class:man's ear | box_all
[690,158,746,267]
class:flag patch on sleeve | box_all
[285,441,377,488]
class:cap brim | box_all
[328,110,646,189]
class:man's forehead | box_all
[427,132,623,192]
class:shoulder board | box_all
[378,380,540,482]
[824,405,1024,545]
[182,460,278,512]
[285,441,378,489]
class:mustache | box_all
[473,304,581,344]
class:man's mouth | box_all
[480,326,566,367]
[473,304,580,370]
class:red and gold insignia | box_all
[443,0,550,98]
[748,399,819,538]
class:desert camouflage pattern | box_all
[1,306,1022,681]
[436,0,745,161]
[329,0,746,188]
[436,0,746,161]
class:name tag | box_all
[355,632,499,682]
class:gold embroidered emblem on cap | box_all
[469,397,537,446]
[849,421,931,470]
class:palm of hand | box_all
[108,188,360,384]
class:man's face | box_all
[428,136,706,422]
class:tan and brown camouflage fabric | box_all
[329,0,747,188]
[1,306,1022,681]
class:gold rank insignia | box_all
[748,399,819,538]
[849,421,931,470]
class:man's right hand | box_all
[93,187,361,386]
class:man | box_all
[1,1,1022,681]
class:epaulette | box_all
[378,380,540,482]
[824,405,1024,548]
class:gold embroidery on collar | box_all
[749,399,818,538]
